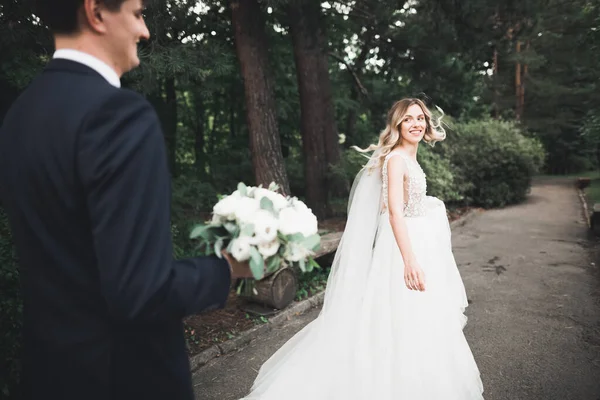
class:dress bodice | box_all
[382,152,427,217]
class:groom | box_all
[0,0,252,399]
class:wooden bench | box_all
[244,231,343,310]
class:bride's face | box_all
[399,104,427,145]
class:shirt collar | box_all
[53,49,121,88]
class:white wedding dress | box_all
[241,152,484,399]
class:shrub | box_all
[443,119,545,207]
[171,175,219,258]
[417,145,466,204]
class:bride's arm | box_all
[387,156,426,291]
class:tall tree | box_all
[287,0,344,217]
[230,0,290,194]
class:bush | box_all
[443,119,545,207]
[417,145,467,204]
[171,175,219,258]
[0,207,22,399]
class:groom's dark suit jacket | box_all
[0,59,231,400]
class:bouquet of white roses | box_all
[190,182,321,283]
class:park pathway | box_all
[192,178,600,400]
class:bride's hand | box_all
[404,260,426,291]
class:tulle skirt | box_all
[241,196,484,399]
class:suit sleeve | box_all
[77,89,231,323]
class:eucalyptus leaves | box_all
[190,182,321,281]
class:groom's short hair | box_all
[34,0,129,34]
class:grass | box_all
[536,170,600,180]
[535,170,600,205]
[586,178,600,205]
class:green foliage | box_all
[295,266,329,301]
[581,112,600,171]
[417,145,466,204]
[0,208,22,399]
[333,124,545,209]
[171,175,219,257]
[586,178,600,205]
[443,119,546,207]
[330,148,371,187]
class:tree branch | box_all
[328,52,369,97]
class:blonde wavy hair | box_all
[355,98,446,171]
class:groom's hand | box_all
[221,250,255,279]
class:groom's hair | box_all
[35,0,129,34]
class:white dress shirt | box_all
[53,49,121,88]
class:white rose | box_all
[230,236,252,262]
[234,196,261,224]
[299,212,318,236]
[251,209,279,244]
[289,198,318,235]
[290,197,309,213]
[210,213,225,226]
[284,242,309,262]
[213,194,241,220]
[258,240,280,258]
[254,188,289,211]
[278,207,302,236]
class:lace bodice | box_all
[382,153,427,217]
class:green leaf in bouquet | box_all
[214,237,225,257]
[223,222,239,235]
[190,224,210,239]
[309,257,321,270]
[287,233,305,243]
[277,232,290,244]
[198,239,214,256]
[302,234,321,252]
[260,196,275,213]
[249,246,265,280]
[241,223,255,237]
[266,255,281,274]
[298,258,307,273]
[268,182,279,192]
[305,260,314,272]
[237,182,248,197]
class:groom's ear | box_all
[82,0,108,33]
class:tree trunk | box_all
[164,77,178,176]
[208,91,221,156]
[194,92,207,178]
[229,81,237,140]
[515,40,522,120]
[343,38,373,141]
[521,41,530,119]
[493,47,500,119]
[230,0,291,195]
[287,0,337,218]
[245,267,297,310]
[313,2,345,199]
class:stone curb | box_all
[189,210,478,372]
[449,208,480,230]
[189,292,326,372]
[577,187,591,228]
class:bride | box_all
[241,98,484,399]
